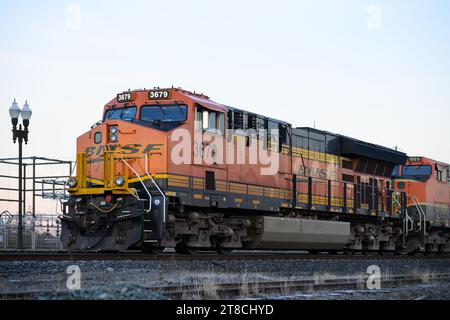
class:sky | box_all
[0,0,449,213]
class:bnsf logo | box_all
[85,144,163,156]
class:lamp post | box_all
[9,99,32,250]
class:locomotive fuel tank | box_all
[245,216,351,250]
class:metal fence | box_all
[0,156,73,216]
[0,156,72,251]
[0,213,62,251]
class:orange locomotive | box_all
[61,87,449,254]
[393,157,450,253]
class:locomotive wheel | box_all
[175,243,186,254]
[217,247,233,255]
[398,237,420,255]
[141,244,163,254]
[175,242,198,255]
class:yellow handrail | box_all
[76,153,87,189]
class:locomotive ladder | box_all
[142,153,167,243]
[120,157,156,242]
[411,195,426,239]
[403,209,414,246]
[145,153,166,224]
[401,192,413,247]
[402,193,427,247]
[120,158,152,213]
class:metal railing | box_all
[0,156,73,216]
[410,195,427,238]
[294,175,397,215]
[0,214,62,251]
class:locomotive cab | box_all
[394,157,450,228]
[61,89,191,251]
[393,157,450,253]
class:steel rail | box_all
[2,273,450,300]
[0,251,449,262]
[154,273,450,299]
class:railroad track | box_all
[2,273,450,300]
[0,250,449,262]
[158,272,450,299]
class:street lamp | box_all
[9,99,32,250]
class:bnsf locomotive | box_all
[60,88,450,254]
[393,157,450,253]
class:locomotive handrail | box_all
[392,192,401,207]
[57,157,79,214]
[294,176,395,195]
[90,120,102,129]
[292,174,397,215]
[144,153,166,224]
[402,208,414,246]
[299,153,307,176]
[294,175,395,191]
[119,156,152,213]
[405,210,414,233]
[410,195,426,238]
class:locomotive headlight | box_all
[115,176,125,187]
[109,126,119,142]
[109,126,118,134]
[67,177,78,188]
[110,133,118,143]
[154,199,161,206]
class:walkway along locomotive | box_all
[60,88,450,254]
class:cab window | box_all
[140,104,187,122]
[257,117,268,149]
[400,165,432,182]
[392,166,399,177]
[104,107,136,121]
[206,111,216,130]
[268,120,280,152]
[447,167,450,184]
[436,164,445,182]
[402,165,432,176]
[196,107,224,134]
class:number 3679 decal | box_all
[148,89,171,100]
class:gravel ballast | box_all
[1,258,449,300]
